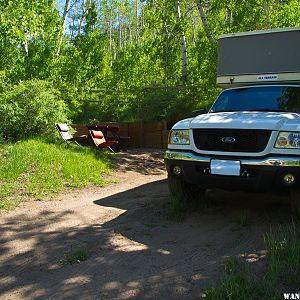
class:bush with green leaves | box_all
[0,80,68,141]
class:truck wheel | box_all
[290,190,300,215]
[167,174,205,204]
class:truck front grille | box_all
[193,129,272,153]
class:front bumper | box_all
[164,150,300,192]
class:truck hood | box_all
[188,111,300,131]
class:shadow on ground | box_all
[111,150,166,175]
[0,179,296,300]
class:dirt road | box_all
[0,151,293,299]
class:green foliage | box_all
[0,0,60,81]
[0,138,111,210]
[56,30,110,90]
[0,0,299,123]
[0,80,68,141]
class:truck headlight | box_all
[275,132,300,149]
[169,130,190,145]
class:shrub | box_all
[0,79,68,141]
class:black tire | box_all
[167,174,205,204]
[290,190,300,215]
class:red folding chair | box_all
[88,130,118,152]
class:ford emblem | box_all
[222,137,236,144]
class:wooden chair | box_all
[55,124,88,146]
[88,130,119,152]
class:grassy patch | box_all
[0,138,112,210]
[162,196,188,222]
[163,194,210,222]
[238,210,251,228]
[264,224,300,285]
[203,224,300,299]
[61,247,88,265]
[0,198,21,210]
[203,257,273,300]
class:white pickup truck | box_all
[164,28,300,213]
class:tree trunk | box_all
[135,0,139,43]
[124,27,127,47]
[226,7,232,25]
[191,15,196,47]
[77,0,86,36]
[129,23,133,44]
[263,0,271,29]
[77,0,92,36]
[141,1,144,33]
[195,0,216,44]
[118,12,122,48]
[175,0,189,82]
[21,40,29,57]
[109,11,113,66]
[57,0,71,56]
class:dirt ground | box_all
[0,150,294,300]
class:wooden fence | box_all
[72,121,170,149]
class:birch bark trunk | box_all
[57,0,71,56]
[109,15,113,66]
[21,33,29,57]
[263,0,271,29]
[195,0,216,44]
[135,0,139,43]
[191,16,196,47]
[118,12,122,48]
[175,0,189,82]
[77,0,92,36]
[21,40,29,57]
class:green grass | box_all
[0,138,112,210]
[264,224,300,284]
[163,194,210,222]
[203,224,300,300]
[163,196,188,222]
[0,198,21,210]
[61,247,89,265]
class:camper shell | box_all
[217,27,300,87]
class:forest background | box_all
[0,0,300,131]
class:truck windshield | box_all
[210,86,300,113]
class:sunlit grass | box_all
[0,138,112,210]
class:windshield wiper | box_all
[210,110,236,113]
[246,109,286,112]
[211,109,287,113]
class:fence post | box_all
[161,120,167,148]
[139,120,144,147]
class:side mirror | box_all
[191,109,208,117]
